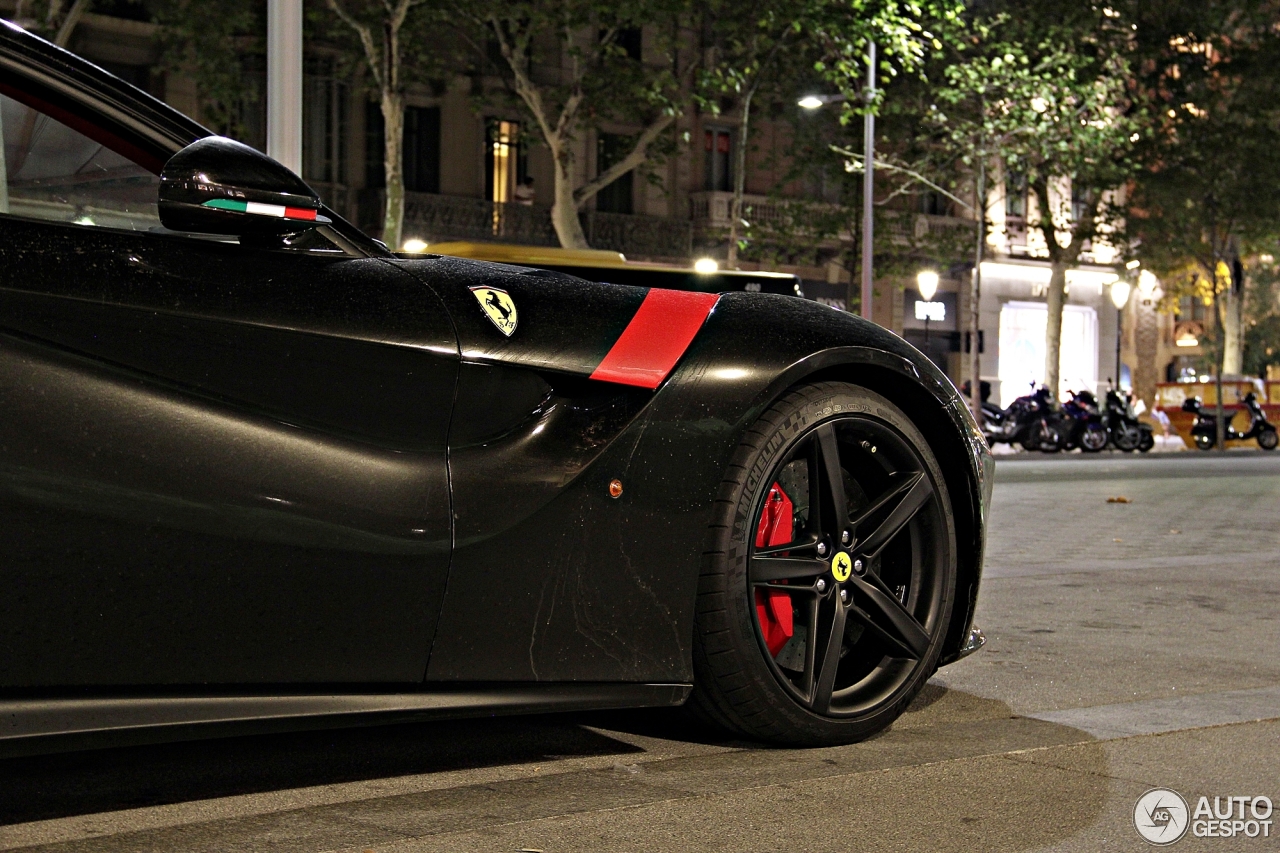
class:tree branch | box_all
[328,0,384,90]
[52,0,89,47]
[488,16,560,152]
[833,147,975,212]
[573,113,676,207]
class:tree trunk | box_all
[726,87,753,268]
[1043,262,1068,399]
[53,0,90,47]
[381,90,405,251]
[1223,284,1243,375]
[551,148,590,249]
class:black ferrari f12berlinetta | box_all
[0,20,990,752]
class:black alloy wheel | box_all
[690,383,955,746]
[1194,433,1215,451]
[1259,429,1278,451]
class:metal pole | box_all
[969,152,985,422]
[267,0,303,175]
[860,41,876,322]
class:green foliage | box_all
[1243,262,1280,377]
[1127,0,1280,284]
[449,0,693,141]
[149,0,261,137]
[935,10,1142,262]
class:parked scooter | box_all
[1057,390,1109,452]
[1102,388,1155,452]
[1182,392,1278,450]
[973,384,1062,452]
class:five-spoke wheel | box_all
[691,382,956,745]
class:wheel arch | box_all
[742,347,987,667]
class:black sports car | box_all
[0,22,990,752]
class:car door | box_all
[0,85,457,687]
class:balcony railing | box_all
[689,190,796,229]
[360,190,691,259]
[581,210,692,259]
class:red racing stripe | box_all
[590,289,719,388]
[284,207,318,220]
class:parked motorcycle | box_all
[1103,388,1155,452]
[976,384,1062,452]
[1181,392,1278,451]
[1057,390,1109,452]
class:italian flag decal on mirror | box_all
[202,199,318,220]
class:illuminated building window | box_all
[998,302,1098,406]
[486,119,523,203]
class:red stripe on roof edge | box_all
[589,289,719,389]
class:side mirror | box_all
[158,136,330,236]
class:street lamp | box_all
[1110,277,1132,389]
[917,270,940,344]
[797,94,847,110]
[795,42,876,324]
[917,270,939,301]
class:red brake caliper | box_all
[754,483,795,656]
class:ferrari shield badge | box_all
[469,286,518,337]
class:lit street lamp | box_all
[917,269,940,344]
[1110,271,1134,389]
[797,94,847,110]
[796,41,876,324]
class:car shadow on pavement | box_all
[0,713,643,826]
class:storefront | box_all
[971,261,1121,407]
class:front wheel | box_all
[1137,431,1155,452]
[690,382,956,746]
[1080,424,1108,452]
[1259,429,1278,451]
[1194,433,1215,451]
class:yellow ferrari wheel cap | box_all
[831,552,853,582]
[470,286,518,337]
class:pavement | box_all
[2,452,1279,852]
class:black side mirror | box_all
[158,136,330,236]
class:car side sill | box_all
[0,683,692,757]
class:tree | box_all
[1006,21,1142,399]
[1127,0,1280,445]
[447,0,697,249]
[706,0,959,268]
[923,26,1083,417]
[323,0,439,251]
[150,0,261,139]
[1243,261,1280,378]
[11,0,94,46]
[815,16,1098,416]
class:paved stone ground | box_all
[1,452,1278,852]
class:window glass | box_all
[0,92,160,231]
[704,128,731,192]
[596,132,633,214]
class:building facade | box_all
[14,6,1182,410]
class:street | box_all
[2,452,1278,852]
